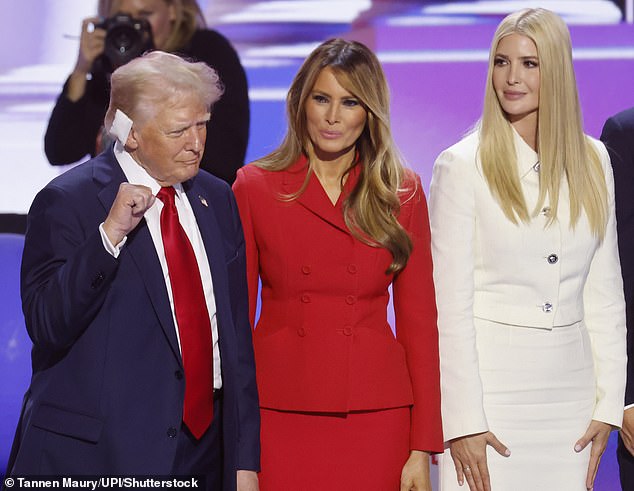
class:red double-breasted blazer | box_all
[233,157,443,452]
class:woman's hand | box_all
[449,431,510,491]
[620,407,634,456]
[400,450,432,491]
[67,17,106,102]
[75,17,106,74]
[574,419,613,490]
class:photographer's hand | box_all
[67,17,106,102]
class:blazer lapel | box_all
[512,127,540,180]
[94,150,182,363]
[282,156,359,234]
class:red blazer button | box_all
[297,327,306,337]
[342,326,353,336]
[345,295,356,305]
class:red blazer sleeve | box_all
[232,167,260,329]
[393,172,443,452]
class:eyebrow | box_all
[494,53,538,59]
[163,115,211,133]
[311,88,357,99]
[176,114,211,126]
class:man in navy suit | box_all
[5,51,259,490]
[601,107,634,490]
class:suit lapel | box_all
[125,223,183,362]
[184,180,232,335]
[186,180,225,274]
[94,150,182,363]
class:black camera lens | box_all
[108,25,139,54]
[95,14,154,72]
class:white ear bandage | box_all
[109,109,133,145]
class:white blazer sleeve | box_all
[583,140,627,427]
[429,144,489,442]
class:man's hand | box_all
[103,183,155,246]
[236,470,258,491]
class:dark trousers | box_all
[618,432,634,491]
[171,394,223,491]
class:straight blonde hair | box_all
[255,38,413,273]
[479,8,607,238]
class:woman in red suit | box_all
[232,38,443,490]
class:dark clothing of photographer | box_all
[44,29,249,185]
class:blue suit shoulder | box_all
[194,167,232,191]
[40,150,123,194]
[607,106,634,128]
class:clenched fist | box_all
[103,183,155,246]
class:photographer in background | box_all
[44,0,249,184]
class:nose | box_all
[507,64,520,85]
[185,127,204,153]
[325,103,340,125]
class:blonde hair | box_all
[98,0,205,52]
[104,51,223,129]
[255,38,412,273]
[479,8,607,238]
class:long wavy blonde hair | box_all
[479,8,607,238]
[255,38,412,273]
[98,0,205,52]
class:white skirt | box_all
[439,319,595,491]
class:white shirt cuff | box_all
[99,222,127,258]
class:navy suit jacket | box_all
[601,107,634,407]
[6,148,259,487]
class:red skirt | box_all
[259,406,411,490]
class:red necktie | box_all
[157,186,213,439]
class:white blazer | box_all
[429,129,627,442]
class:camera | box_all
[95,14,154,72]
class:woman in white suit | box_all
[429,8,626,491]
